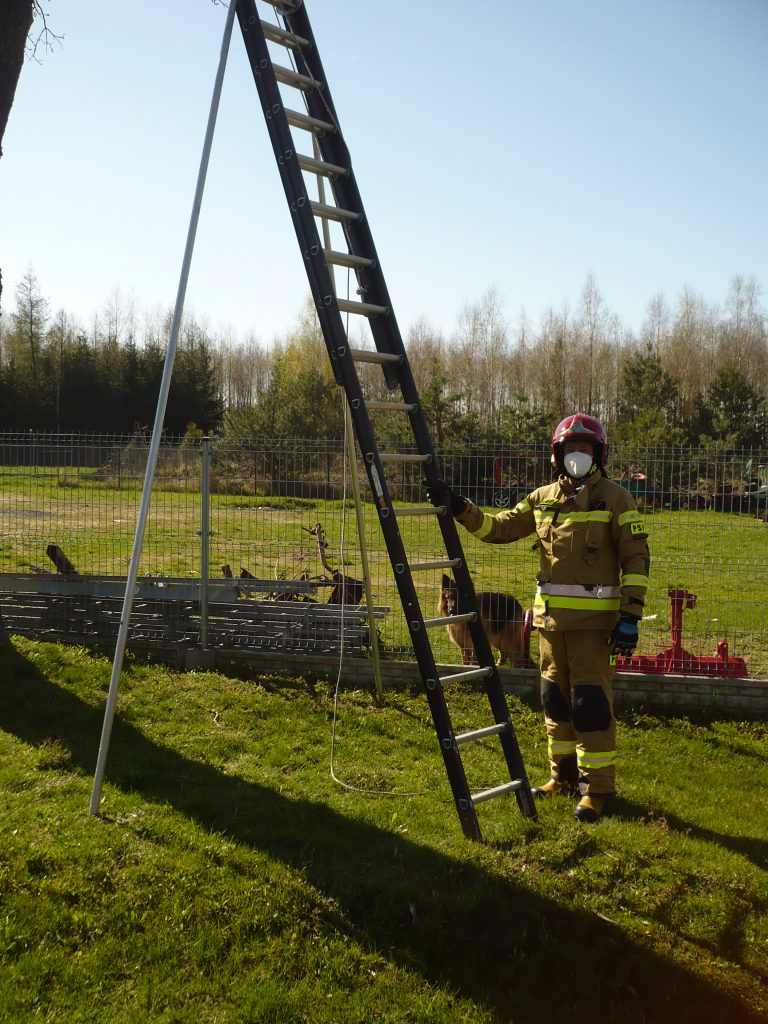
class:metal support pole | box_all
[199,436,211,649]
[89,1,237,815]
[344,403,385,702]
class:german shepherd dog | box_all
[439,573,526,667]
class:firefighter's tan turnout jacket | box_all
[456,470,650,631]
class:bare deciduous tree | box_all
[10,266,49,378]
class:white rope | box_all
[327,277,422,799]
[268,14,421,798]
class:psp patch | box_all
[630,521,646,536]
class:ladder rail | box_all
[277,3,407,389]
[239,2,482,839]
[236,0,537,837]
[279,30,487,654]
[270,14,515,737]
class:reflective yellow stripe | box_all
[514,499,531,513]
[618,510,642,526]
[543,596,621,611]
[621,573,649,587]
[540,583,620,598]
[578,749,617,769]
[534,509,612,525]
[472,512,495,539]
[549,739,577,756]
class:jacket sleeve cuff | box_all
[456,501,484,532]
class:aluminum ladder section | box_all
[236,0,537,840]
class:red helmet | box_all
[551,413,608,473]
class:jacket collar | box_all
[558,469,603,507]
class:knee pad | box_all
[541,679,571,723]
[572,685,612,732]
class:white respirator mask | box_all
[564,451,593,479]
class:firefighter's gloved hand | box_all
[607,612,640,656]
[424,479,468,517]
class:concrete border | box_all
[177,648,768,719]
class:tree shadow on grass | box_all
[614,796,768,869]
[0,645,762,1024]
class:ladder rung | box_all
[337,297,389,317]
[394,505,444,517]
[408,557,462,573]
[471,780,526,805]
[274,64,322,92]
[349,348,401,364]
[325,250,376,270]
[455,722,511,746]
[311,201,361,223]
[365,400,416,413]
[379,453,430,463]
[422,612,476,629]
[263,0,305,11]
[261,20,310,48]
[285,108,336,134]
[298,153,348,178]
[439,666,493,685]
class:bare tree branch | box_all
[26,2,63,65]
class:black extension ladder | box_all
[236,0,537,840]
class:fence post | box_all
[344,404,385,703]
[200,436,211,649]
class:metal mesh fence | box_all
[0,432,766,679]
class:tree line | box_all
[0,269,222,434]
[1,267,766,449]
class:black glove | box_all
[424,479,468,517]
[607,611,640,656]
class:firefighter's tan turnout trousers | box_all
[538,628,616,796]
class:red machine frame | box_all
[615,588,748,678]
[520,589,748,678]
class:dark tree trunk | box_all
[0,0,34,160]
[0,0,34,319]
[0,1,35,645]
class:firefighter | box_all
[426,413,650,823]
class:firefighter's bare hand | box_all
[607,612,640,656]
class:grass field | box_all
[1,463,767,675]
[0,637,766,1023]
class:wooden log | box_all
[46,545,80,576]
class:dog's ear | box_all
[441,573,452,589]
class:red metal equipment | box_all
[616,588,748,678]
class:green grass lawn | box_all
[1,637,766,1023]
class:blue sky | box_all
[1,0,766,346]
